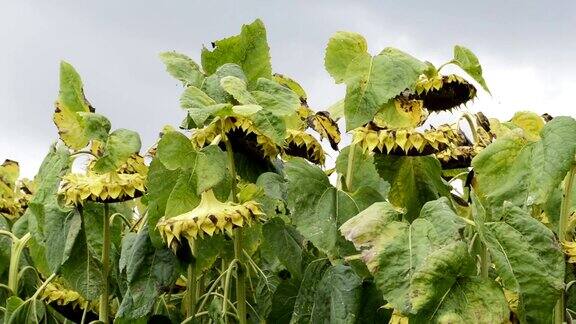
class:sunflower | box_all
[60,154,148,206]
[156,189,265,253]
[412,74,477,112]
[283,129,326,165]
[41,280,91,310]
[352,124,466,156]
[191,116,279,160]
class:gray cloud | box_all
[1,0,574,176]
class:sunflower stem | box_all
[186,241,198,318]
[99,203,111,324]
[223,135,247,324]
[7,232,31,295]
[345,143,356,191]
[556,162,576,324]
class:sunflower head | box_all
[156,189,265,253]
[352,124,466,156]
[283,130,325,165]
[191,116,279,161]
[0,160,32,219]
[41,280,90,310]
[412,74,476,112]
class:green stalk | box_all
[556,163,576,324]
[0,231,32,295]
[479,244,490,278]
[345,143,356,191]
[223,136,247,324]
[99,204,111,324]
[186,241,198,318]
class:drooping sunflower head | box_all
[60,171,146,206]
[191,116,279,161]
[156,189,265,253]
[0,160,33,219]
[41,280,91,310]
[352,124,466,156]
[283,129,325,165]
[412,74,477,112]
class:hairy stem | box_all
[8,232,31,295]
[99,204,111,324]
[556,162,576,324]
[186,241,198,318]
[345,143,356,191]
[223,135,246,324]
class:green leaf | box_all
[180,85,218,109]
[251,110,286,144]
[44,206,81,273]
[336,145,389,194]
[54,61,111,150]
[252,78,300,117]
[159,51,204,87]
[201,19,271,87]
[291,259,331,323]
[325,31,368,84]
[410,277,509,324]
[156,131,198,170]
[473,117,576,207]
[453,45,490,94]
[341,48,427,130]
[117,229,179,320]
[374,155,451,221]
[220,76,257,104]
[5,297,45,324]
[202,63,247,103]
[478,203,564,323]
[262,218,302,280]
[285,158,383,256]
[340,198,471,314]
[0,217,11,276]
[92,129,141,173]
[309,265,363,324]
[256,172,286,201]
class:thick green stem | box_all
[345,143,356,191]
[556,163,576,324]
[186,241,198,318]
[479,244,490,278]
[99,204,111,324]
[223,136,246,324]
[7,232,31,295]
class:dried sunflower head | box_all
[435,145,484,170]
[306,111,341,151]
[59,170,146,206]
[157,189,265,253]
[352,124,466,156]
[412,74,476,112]
[191,116,279,160]
[283,129,325,165]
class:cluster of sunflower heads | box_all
[191,116,279,160]
[412,74,477,112]
[60,155,147,206]
[352,124,466,156]
[41,280,90,310]
[157,189,265,253]
[283,129,325,165]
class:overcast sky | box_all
[1,0,575,177]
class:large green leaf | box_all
[285,158,384,257]
[262,218,303,280]
[92,129,141,173]
[159,51,205,87]
[0,217,11,276]
[44,206,81,273]
[324,31,368,84]
[252,78,300,117]
[201,19,271,87]
[220,75,257,104]
[117,229,179,320]
[309,265,363,324]
[410,277,508,324]
[4,297,45,324]
[478,203,564,323]
[252,110,286,144]
[374,155,451,221]
[291,259,331,323]
[452,45,490,94]
[202,63,247,103]
[54,62,111,150]
[340,198,472,315]
[473,116,576,207]
[324,38,427,130]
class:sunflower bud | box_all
[156,189,265,253]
